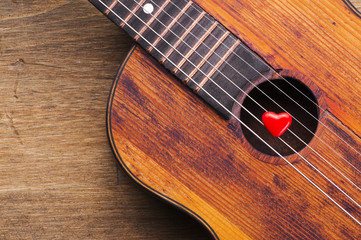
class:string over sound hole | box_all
[240,77,319,157]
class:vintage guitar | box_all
[89,0,361,239]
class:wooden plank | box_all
[0,0,360,239]
[0,0,211,239]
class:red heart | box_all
[262,112,292,137]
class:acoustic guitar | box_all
[89,0,361,239]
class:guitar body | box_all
[106,0,361,239]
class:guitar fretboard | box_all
[90,0,271,118]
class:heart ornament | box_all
[262,112,292,137]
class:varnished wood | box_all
[0,1,360,240]
[350,0,361,14]
[91,0,274,119]
[191,0,361,135]
[109,46,361,240]
[107,0,361,239]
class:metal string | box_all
[169,0,361,156]
[136,0,361,191]
[125,0,361,208]
[115,0,361,212]
[97,0,361,225]
[124,0,361,195]
[114,0,361,220]
[143,0,361,175]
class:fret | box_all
[148,1,193,52]
[197,43,271,118]
[90,0,113,14]
[91,0,139,27]
[179,23,228,88]
[158,3,206,71]
[104,0,118,15]
[120,0,147,28]
[160,11,206,64]
[90,0,273,119]
[169,14,222,85]
[119,0,172,45]
[142,0,189,61]
[184,31,230,83]
[195,40,241,92]
[139,0,191,62]
[134,0,171,41]
[173,21,218,76]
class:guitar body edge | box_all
[106,0,361,238]
[106,45,220,240]
[106,44,361,239]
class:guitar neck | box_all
[90,0,271,119]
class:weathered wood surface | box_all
[108,0,361,238]
[0,1,211,239]
[110,44,361,239]
[0,0,360,239]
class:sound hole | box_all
[240,78,319,157]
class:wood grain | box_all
[109,46,361,239]
[0,1,211,239]
[0,1,360,239]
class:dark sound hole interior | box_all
[240,77,319,157]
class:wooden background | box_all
[0,1,359,239]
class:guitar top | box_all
[90,0,361,239]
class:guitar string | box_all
[112,0,361,216]
[142,0,361,176]
[97,0,361,225]
[164,0,361,157]
[134,0,361,189]
[114,0,361,209]
[122,0,361,192]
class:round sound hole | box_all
[240,77,319,157]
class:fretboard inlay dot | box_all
[143,3,154,14]
[90,0,272,119]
